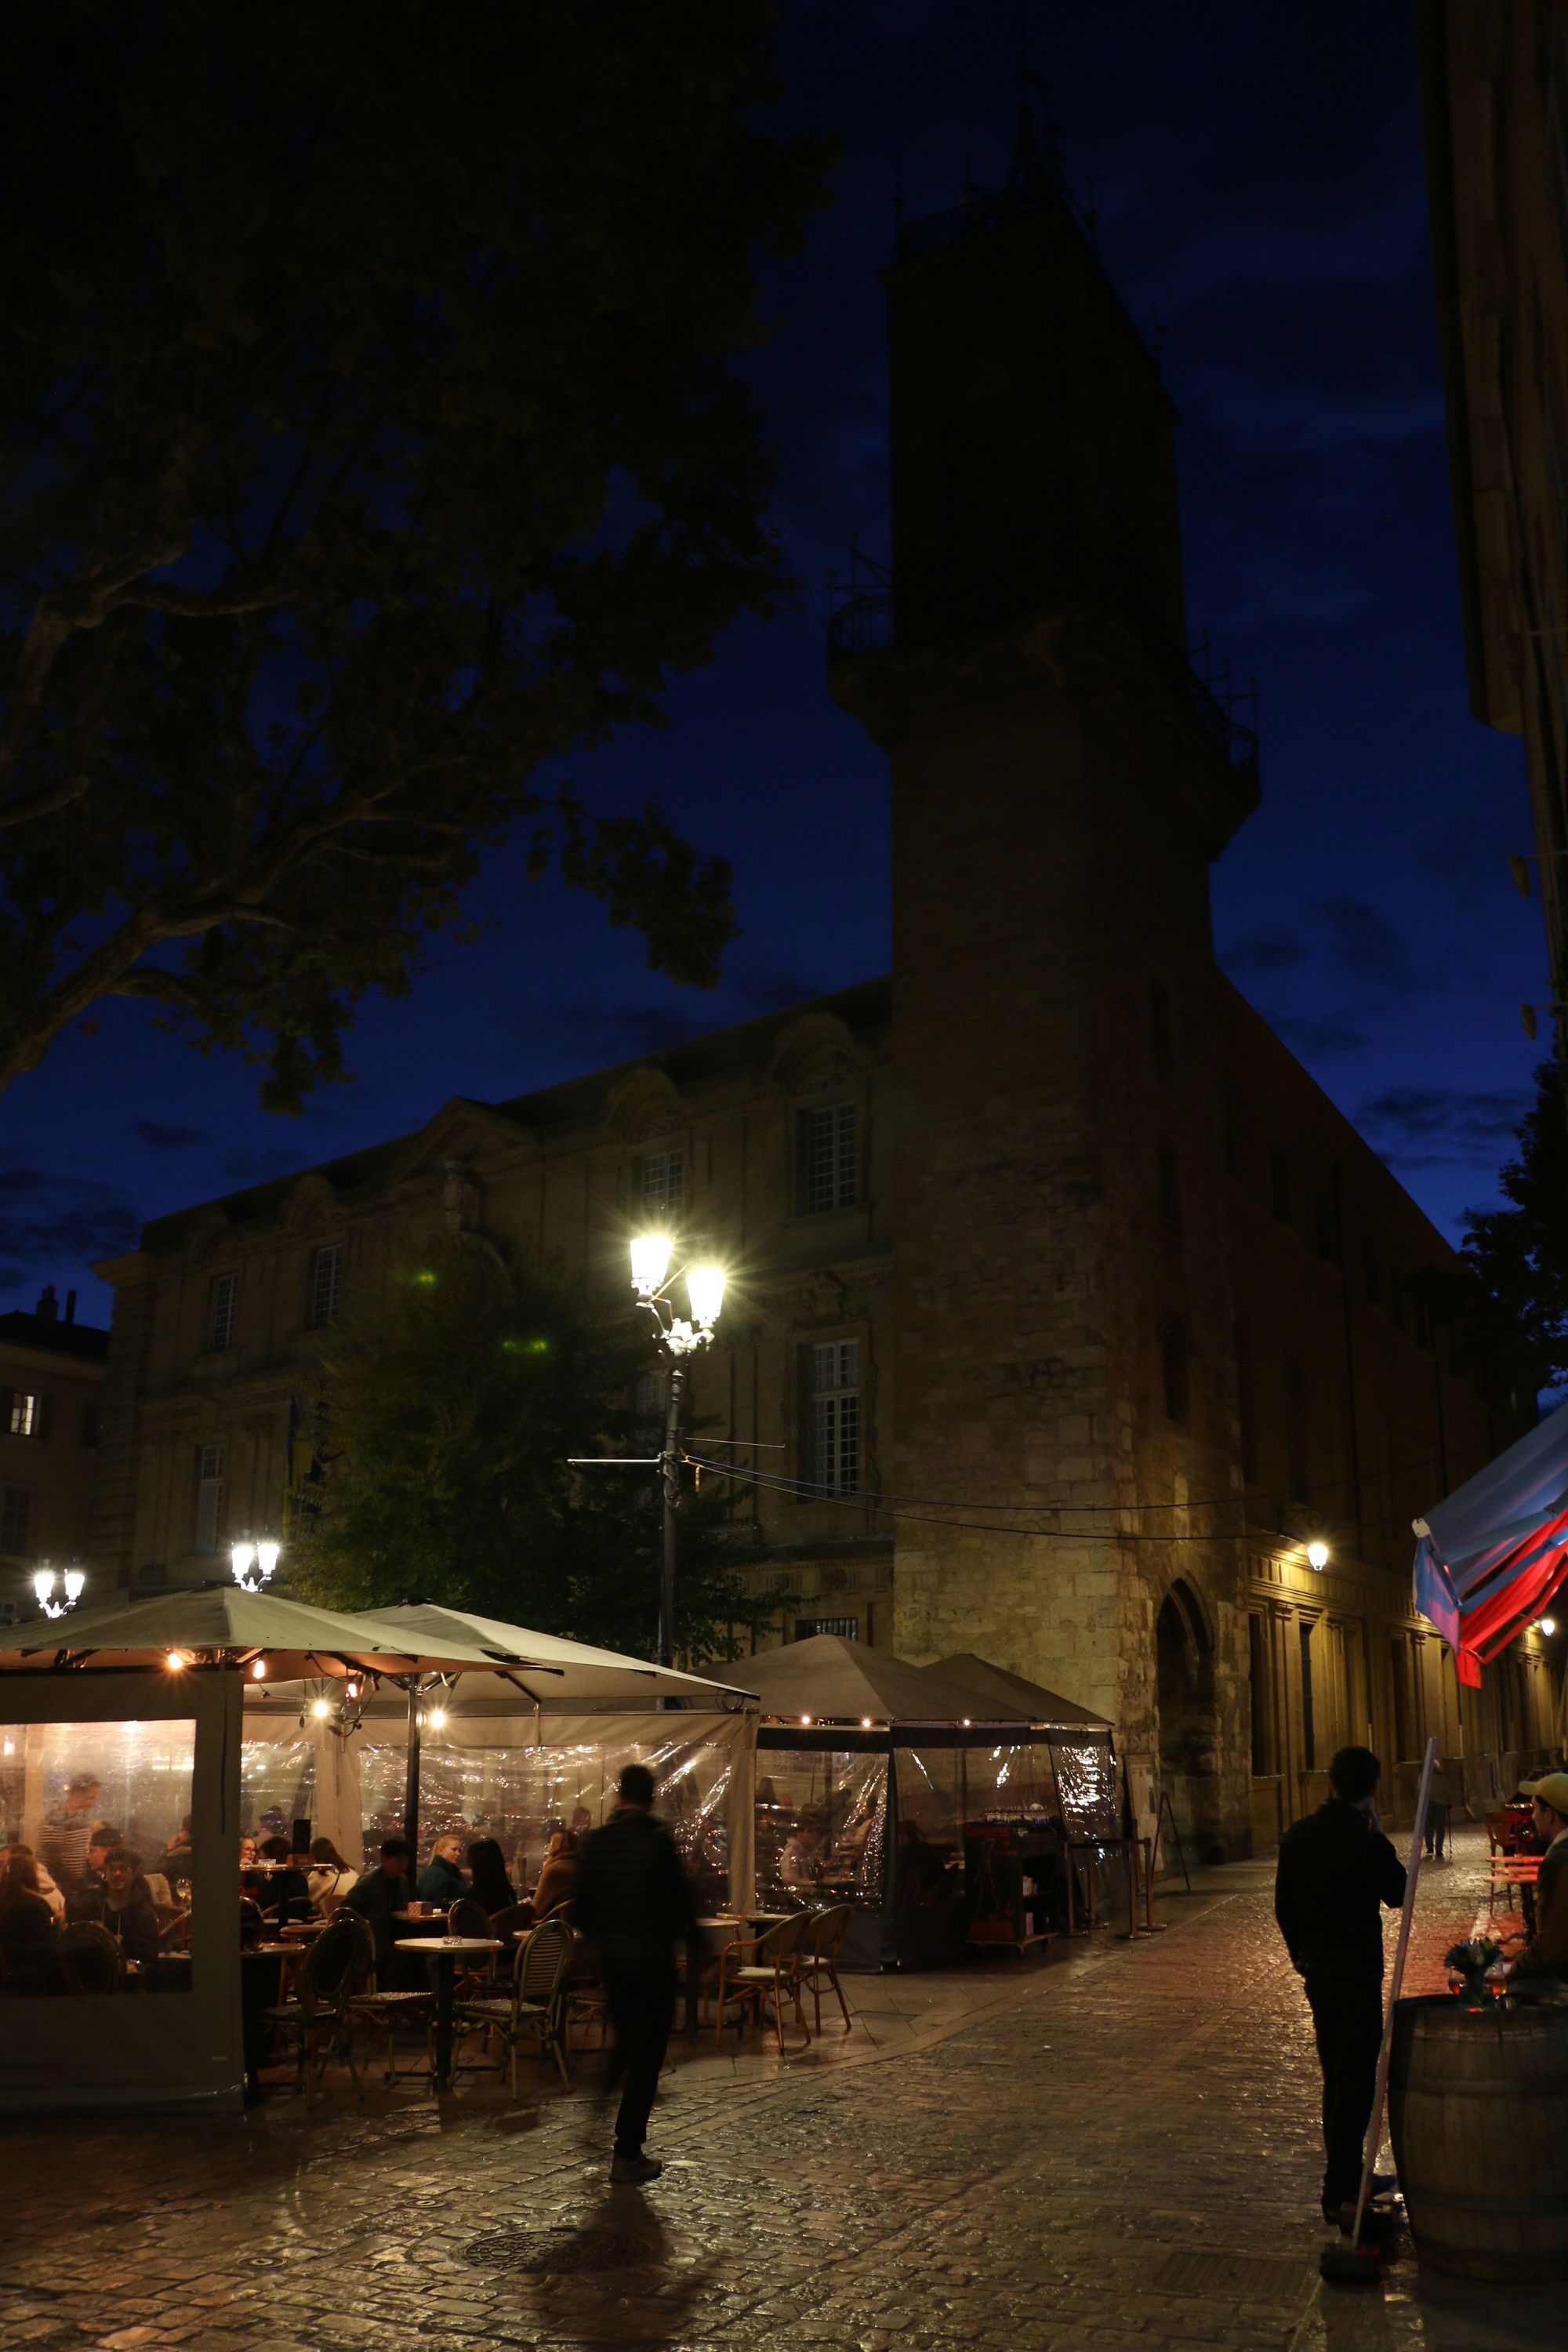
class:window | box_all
[1299,1621,1316,1772]
[796,1617,858,1642]
[1150,980,1174,1073]
[1,1489,32,1555]
[194,1441,225,1553]
[1283,1357,1309,1505]
[81,1399,103,1448]
[6,1391,48,1439]
[640,1150,683,1214]
[310,1243,344,1329]
[207,1270,238,1352]
[1270,1148,1290,1225]
[1161,1316,1189,1424]
[1157,1142,1181,1229]
[800,1104,857,1214]
[809,1340,861,1494]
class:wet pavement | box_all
[0,1820,1559,2351]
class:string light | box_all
[311,1697,332,1719]
[165,1651,185,1672]
[251,1658,268,1682]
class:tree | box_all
[0,2,829,1107]
[291,1238,776,1664]
[1453,1054,1568,1410]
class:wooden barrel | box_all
[1388,1994,1568,2280]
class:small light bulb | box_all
[961,1718,971,1728]
[344,1680,359,1700]
[166,1650,185,1672]
[861,1717,873,1729]
[800,1714,812,1726]
[251,1658,267,1681]
[1306,1541,1329,1570]
[1540,1617,1557,1638]
[311,1697,332,1719]
[426,1706,447,1731]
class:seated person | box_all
[779,1813,822,1893]
[162,1814,195,1890]
[1508,1771,1568,1988]
[835,1795,880,1866]
[255,1835,312,1925]
[0,1838,64,1920]
[343,1836,414,1983]
[67,1846,161,1962]
[306,1835,359,1915]
[531,1830,579,1920]
[465,1837,516,1917]
[416,1830,468,1911]
[82,1824,121,1893]
[0,1850,59,1984]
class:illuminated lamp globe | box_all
[31,1567,54,1606]
[630,1234,673,1298]
[311,1697,332,1720]
[1540,1617,1558,1638]
[230,1539,256,1584]
[165,1651,185,1672]
[251,1658,268,1681]
[426,1706,448,1731]
[1306,1541,1330,1571]
[63,1567,85,1603]
[685,1264,727,1329]
[255,1538,281,1581]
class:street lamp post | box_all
[230,1537,281,1594]
[630,1236,727,1668]
[32,1562,86,1620]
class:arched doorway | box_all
[1156,1579,1224,1860]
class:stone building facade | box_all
[0,1287,108,1623]
[90,152,1560,1853]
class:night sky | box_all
[2,1,1541,1327]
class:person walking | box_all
[574,1762,699,2185]
[1423,1762,1454,1861]
[1274,1745,1406,2227]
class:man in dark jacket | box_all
[1274,1745,1406,2226]
[343,1836,413,1983]
[575,1762,699,2183]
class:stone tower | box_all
[832,139,1260,1855]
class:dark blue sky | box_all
[2,0,1541,1325]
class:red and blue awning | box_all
[1413,1401,1568,1688]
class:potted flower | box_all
[1444,1936,1503,2005]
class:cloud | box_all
[0,1167,142,1298]
[1266,1007,1374,1057]
[1355,1084,1528,1169]
[132,1120,211,1152]
[1221,926,1310,980]
[1314,895,1428,998]
[491,964,823,1076]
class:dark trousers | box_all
[1305,1971,1384,2212]
[604,1965,674,2160]
[1424,1804,1448,1858]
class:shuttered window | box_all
[194,1442,225,1553]
[310,1243,344,1329]
[809,1340,861,1495]
[208,1272,238,1352]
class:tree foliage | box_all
[1453,1054,1568,1410]
[291,1238,776,1664]
[0,2,829,1105]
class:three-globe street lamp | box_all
[32,1562,85,1619]
[230,1537,281,1593]
[630,1234,727,1668]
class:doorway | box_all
[1156,1578,1225,1860]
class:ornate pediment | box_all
[604,1065,683,1145]
[279,1171,339,1236]
[769,1012,861,1098]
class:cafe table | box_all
[394,1935,500,2091]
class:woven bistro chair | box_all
[341,1910,437,2086]
[447,1895,501,1992]
[797,1904,854,2034]
[257,1912,365,2098]
[451,1917,574,2095]
[712,1913,811,2056]
[56,1921,123,1995]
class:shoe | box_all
[610,2153,662,2184]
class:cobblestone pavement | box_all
[0,1822,1559,2352]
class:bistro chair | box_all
[797,1904,854,2034]
[489,1900,533,1940]
[712,1913,810,2056]
[257,1914,365,2099]
[451,1917,574,2096]
[56,1921,123,1995]
[445,1895,500,1991]
[341,1911,436,2086]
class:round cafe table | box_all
[394,1936,500,2090]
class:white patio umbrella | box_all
[347,1602,759,1708]
[0,1587,514,1682]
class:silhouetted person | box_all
[1274,1745,1405,2225]
[575,1762,698,2183]
[465,1838,516,1916]
[343,1836,413,1983]
[1423,1765,1454,1860]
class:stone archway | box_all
[1156,1578,1225,1861]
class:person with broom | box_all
[1274,1746,1406,2227]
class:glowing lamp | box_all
[800,1714,812,1726]
[1306,1541,1330,1571]
[344,1680,359,1700]
[63,1567,85,1603]
[426,1706,448,1731]
[630,1233,673,1298]
[31,1568,53,1606]
[230,1539,256,1584]
[1540,1617,1557,1638]
[685,1264,727,1329]
[861,1717,873,1729]
[255,1538,280,1582]
[251,1658,268,1681]
[165,1651,185,1672]
[311,1697,332,1719]
[961,1718,971,1728]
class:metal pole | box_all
[403,1679,423,1860]
[659,1358,688,1670]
